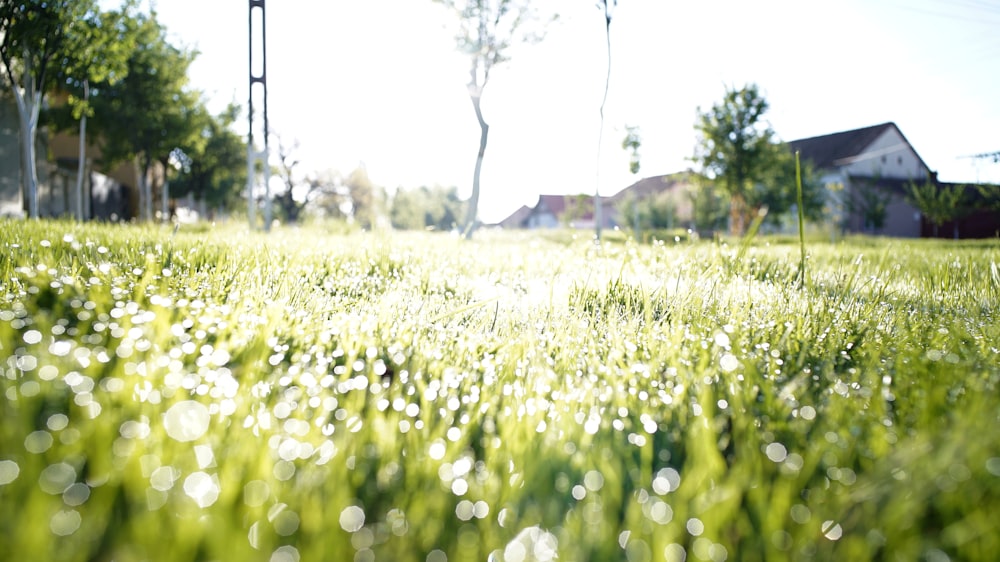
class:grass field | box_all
[1,220,999,562]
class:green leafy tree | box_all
[845,177,892,233]
[0,0,101,218]
[170,103,248,217]
[747,142,824,227]
[635,191,677,230]
[344,165,381,230]
[688,175,728,233]
[622,125,640,175]
[52,1,137,220]
[435,0,549,239]
[975,184,1000,211]
[390,186,465,231]
[907,179,970,238]
[86,10,199,221]
[694,83,787,235]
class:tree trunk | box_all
[595,5,613,242]
[463,93,488,240]
[134,157,153,222]
[161,178,170,222]
[729,193,747,236]
[12,81,42,219]
[74,80,89,221]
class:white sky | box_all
[144,0,1000,223]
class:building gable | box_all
[789,122,930,180]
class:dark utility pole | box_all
[248,0,272,230]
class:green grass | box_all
[1,219,999,561]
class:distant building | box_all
[789,122,999,238]
[498,173,696,230]
[1,93,143,221]
[511,193,617,230]
[493,122,999,237]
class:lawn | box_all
[1,220,998,561]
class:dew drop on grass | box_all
[24,430,53,454]
[584,470,605,492]
[50,509,81,536]
[183,471,220,508]
[163,400,210,442]
[663,543,687,562]
[686,518,704,536]
[719,353,739,373]
[62,482,91,506]
[765,443,788,463]
[47,414,69,431]
[340,505,365,532]
[23,329,42,345]
[244,480,270,507]
[150,466,177,491]
[273,460,295,481]
[270,545,300,562]
[505,526,558,562]
[272,510,300,536]
[248,521,261,549]
[822,520,843,540]
[456,500,474,521]
[39,463,76,494]
[0,460,20,485]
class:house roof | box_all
[788,122,898,170]
[612,172,695,201]
[495,205,532,228]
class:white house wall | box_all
[841,128,929,180]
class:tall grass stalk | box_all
[795,150,807,287]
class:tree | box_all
[845,177,892,233]
[436,0,548,239]
[53,1,137,220]
[390,185,466,231]
[271,135,308,224]
[976,184,1000,212]
[344,165,380,230]
[688,176,728,233]
[593,0,617,241]
[86,10,199,221]
[170,103,248,217]
[694,83,785,235]
[746,142,824,226]
[622,125,640,175]
[907,179,969,238]
[0,0,99,218]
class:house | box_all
[610,172,699,229]
[516,193,617,230]
[496,204,532,229]
[1,93,138,220]
[499,173,698,230]
[788,122,999,238]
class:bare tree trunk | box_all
[134,157,153,222]
[463,93,488,240]
[12,78,42,219]
[74,80,89,221]
[595,3,613,242]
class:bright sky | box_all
[144,0,999,223]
